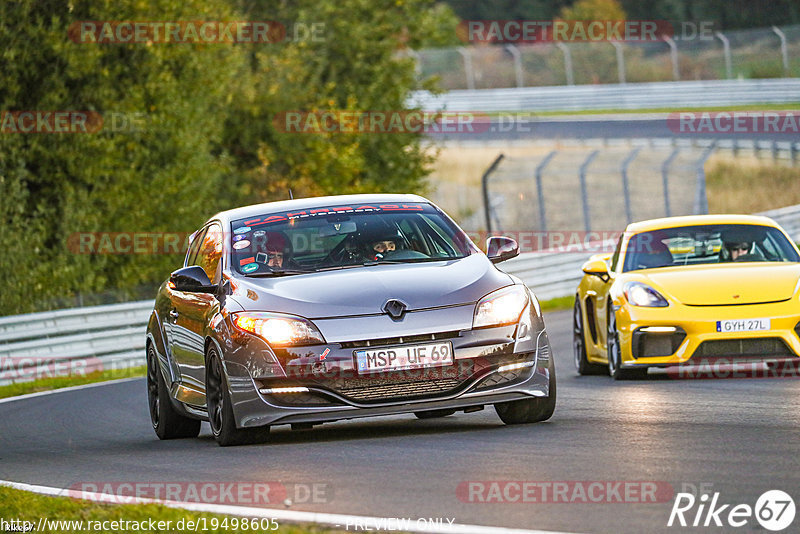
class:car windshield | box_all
[229,202,474,275]
[622,224,800,272]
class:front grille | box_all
[340,331,460,349]
[694,338,794,359]
[336,378,463,402]
[475,370,520,391]
[632,328,686,358]
[264,391,338,407]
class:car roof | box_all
[206,193,431,226]
[625,214,779,234]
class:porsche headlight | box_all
[232,312,326,346]
[623,282,669,307]
[473,285,530,329]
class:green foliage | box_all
[223,0,459,201]
[0,0,459,313]
[559,0,626,21]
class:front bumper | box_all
[616,298,800,368]
[223,319,553,428]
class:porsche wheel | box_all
[607,307,647,380]
[147,344,201,440]
[495,355,556,424]
[574,297,605,375]
[206,345,270,447]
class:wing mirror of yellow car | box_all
[581,257,610,282]
[486,236,520,264]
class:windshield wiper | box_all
[244,268,313,277]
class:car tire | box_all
[414,409,456,419]
[206,345,270,447]
[494,355,556,425]
[147,344,201,440]
[607,306,648,380]
[574,297,606,376]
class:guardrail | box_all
[408,78,800,112]
[2,204,800,386]
[0,301,152,385]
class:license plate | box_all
[716,318,771,333]
[355,341,454,375]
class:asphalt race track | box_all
[428,115,800,143]
[2,310,800,534]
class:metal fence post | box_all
[620,147,641,224]
[556,42,574,85]
[611,42,626,84]
[695,143,716,214]
[772,26,790,76]
[505,44,524,88]
[715,32,733,79]
[458,47,475,90]
[663,35,680,81]
[535,151,558,232]
[579,150,599,232]
[481,154,505,233]
[661,148,680,217]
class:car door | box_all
[170,223,223,394]
[163,227,206,376]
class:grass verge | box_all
[540,295,574,313]
[0,366,146,400]
[0,485,340,534]
[706,158,800,214]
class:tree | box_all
[0,0,242,311]
[222,0,461,202]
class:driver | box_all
[725,240,752,261]
[360,226,402,261]
[719,228,756,262]
[255,231,292,269]
[371,238,396,256]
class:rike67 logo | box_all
[668,490,795,531]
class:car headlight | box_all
[232,312,326,346]
[623,282,669,307]
[473,285,530,329]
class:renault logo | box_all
[383,299,407,320]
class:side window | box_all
[610,235,623,272]
[184,228,207,267]
[195,223,223,283]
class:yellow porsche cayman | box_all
[574,214,800,379]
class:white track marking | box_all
[0,479,581,534]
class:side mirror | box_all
[581,257,610,282]
[487,236,519,264]
[170,266,216,293]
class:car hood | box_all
[642,263,800,305]
[230,253,513,319]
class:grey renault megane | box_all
[146,194,556,446]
